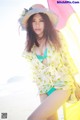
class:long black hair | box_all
[25,13,61,52]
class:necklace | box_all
[36,48,47,62]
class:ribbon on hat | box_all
[21,8,28,16]
[21,7,33,17]
[29,7,33,10]
[18,8,29,30]
[19,7,34,30]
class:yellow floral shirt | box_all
[23,36,78,103]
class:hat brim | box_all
[21,8,58,29]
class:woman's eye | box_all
[32,20,36,22]
[40,19,44,22]
[32,19,44,23]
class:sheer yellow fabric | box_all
[63,101,80,120]
[59,32,78,75]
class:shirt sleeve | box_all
[22,50,33,62]
[59,32,78,75]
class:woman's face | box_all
[32,13,45,37]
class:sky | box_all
[0,0,48,84]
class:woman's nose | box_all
[35,22,40,26]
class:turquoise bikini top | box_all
[36,48,47,62]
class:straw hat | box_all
[18,4,58,30]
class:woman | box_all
[19,4,79,120]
